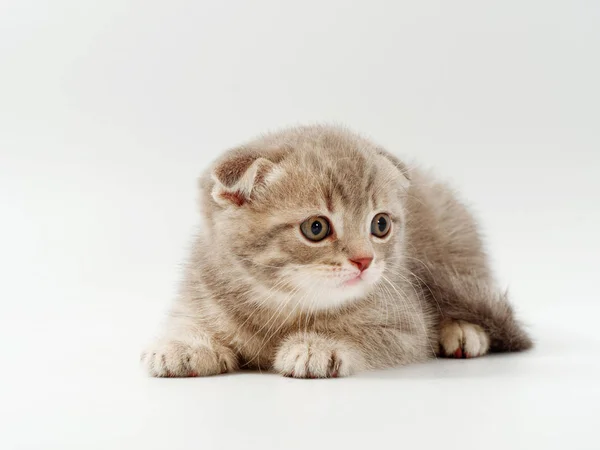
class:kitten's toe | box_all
[274,333,364,378]
[439,320,490,358]
[141,340,237,377]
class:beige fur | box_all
[141,125,532,378]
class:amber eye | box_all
[371,213,391,238]
[300,216,331,242]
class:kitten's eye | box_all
[300,216,331,242]
[371,213,391,238]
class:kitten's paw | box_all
[273,333,364,378]
[141,340,237,377]
[439,320,490,358]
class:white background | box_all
[1,1,599,449]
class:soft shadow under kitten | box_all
[141,125,532,378]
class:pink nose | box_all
[349,257,373,272]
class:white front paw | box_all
[141,340,237,377]
[273,333,364,378]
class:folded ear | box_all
[375,148,410,190]
[211,150,281,207]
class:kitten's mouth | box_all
[343,274,363,287]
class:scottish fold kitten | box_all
[142,125,532,378]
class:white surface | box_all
[1,1,599,449]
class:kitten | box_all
[141,125,532,378]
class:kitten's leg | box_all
[429,274,532,354]
[141,305,237,377]
[439,319,490,359]
[273,328,429,378]
[273,332,364,378]
[141,332,237,378]
[407,173,532,354]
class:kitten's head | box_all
[201,126,410,311]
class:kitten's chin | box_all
[293,277,376,311]
[326,282,373,310]
[284,265,384,311]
